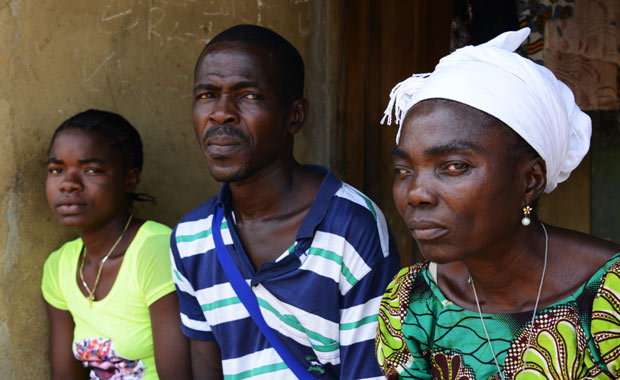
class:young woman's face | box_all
[46,129,133,232]
[392,100,526,264]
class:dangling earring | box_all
[522,205,532,226]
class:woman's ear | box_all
[522,157,546,204]
[125,168,140,193]
[286,98,309,135]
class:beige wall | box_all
[0,1,328,378]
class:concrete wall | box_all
[0,1,325,378]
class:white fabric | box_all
[382,27,591,193]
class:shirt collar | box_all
[214,165,342,240]
[296,165,341,239]
[216,182,232,210]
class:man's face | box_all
[192,42,293,183]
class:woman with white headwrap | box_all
[376,28,620,380]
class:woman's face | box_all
[46,129,134,232]
[392,100,526,263]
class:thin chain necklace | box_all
[468,222,548,380]
[79,215,133,308]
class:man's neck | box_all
[228,158,300,222]
[225,158,324,270]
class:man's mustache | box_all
[203,125,249,145]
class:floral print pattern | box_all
[432,353,474,380]
[376,254,620,379]
[376,265,419,379]
[74,338,145,380]
[593,261,620,377]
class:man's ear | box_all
[287,98,309,135]
[125,168,140,193]
[522,157,546,205]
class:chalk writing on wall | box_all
[83,0,308,98]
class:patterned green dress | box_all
[375,253,620,379]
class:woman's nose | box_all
[58,171,83,193]
[406,173,437,207]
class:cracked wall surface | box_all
[0,1,325,378]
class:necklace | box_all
[468,222,548,380]
[79,215,133,308]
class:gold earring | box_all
[522,205,532,226]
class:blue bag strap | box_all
[212,206,317,380]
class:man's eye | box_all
[444,162,468,172]
[196,92,214,100]
[242,93,260,100]
[85,168,103,174]
[48,167,62,174]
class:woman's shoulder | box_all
[381,262,432,311]
[128,220,173,265]
[554,226,619,258]
[137,220,172,237]
[377,262,433,378]
[129,220,171,248]
[42,237,82,305]
[590,247,620,371]
[45,237,82,265]
[387,262,430,291]
[548,226,620,290]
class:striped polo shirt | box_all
[170,168,400,379]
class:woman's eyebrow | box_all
[424,142,477,157]
[392,146,409,159]
[47,158,63,165]
[78,158,105,164]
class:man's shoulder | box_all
[175,196,219,227]
[316,180,394,260]
[324,181,385,227]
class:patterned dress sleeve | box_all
[376,266,421,379]
[592,257,620,378]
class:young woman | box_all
[376,28,620,379]
[42,110,192,380]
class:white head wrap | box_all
[382,28,591,193]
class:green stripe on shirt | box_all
[176,222,229,243]
[353,188,377,221]
[224,362,289,380]
[257,298,339,352]
[307,247,359,286]
[340,314,378,330]
[202,297,240,311]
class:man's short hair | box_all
[197,24,305,102]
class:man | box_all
[170,24,400,379]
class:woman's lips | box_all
[409,221,448,240]
[411,227,448,240]
[56,203,85,214]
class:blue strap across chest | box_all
[212,206,316,380]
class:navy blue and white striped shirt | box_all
[170,168,400,379]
